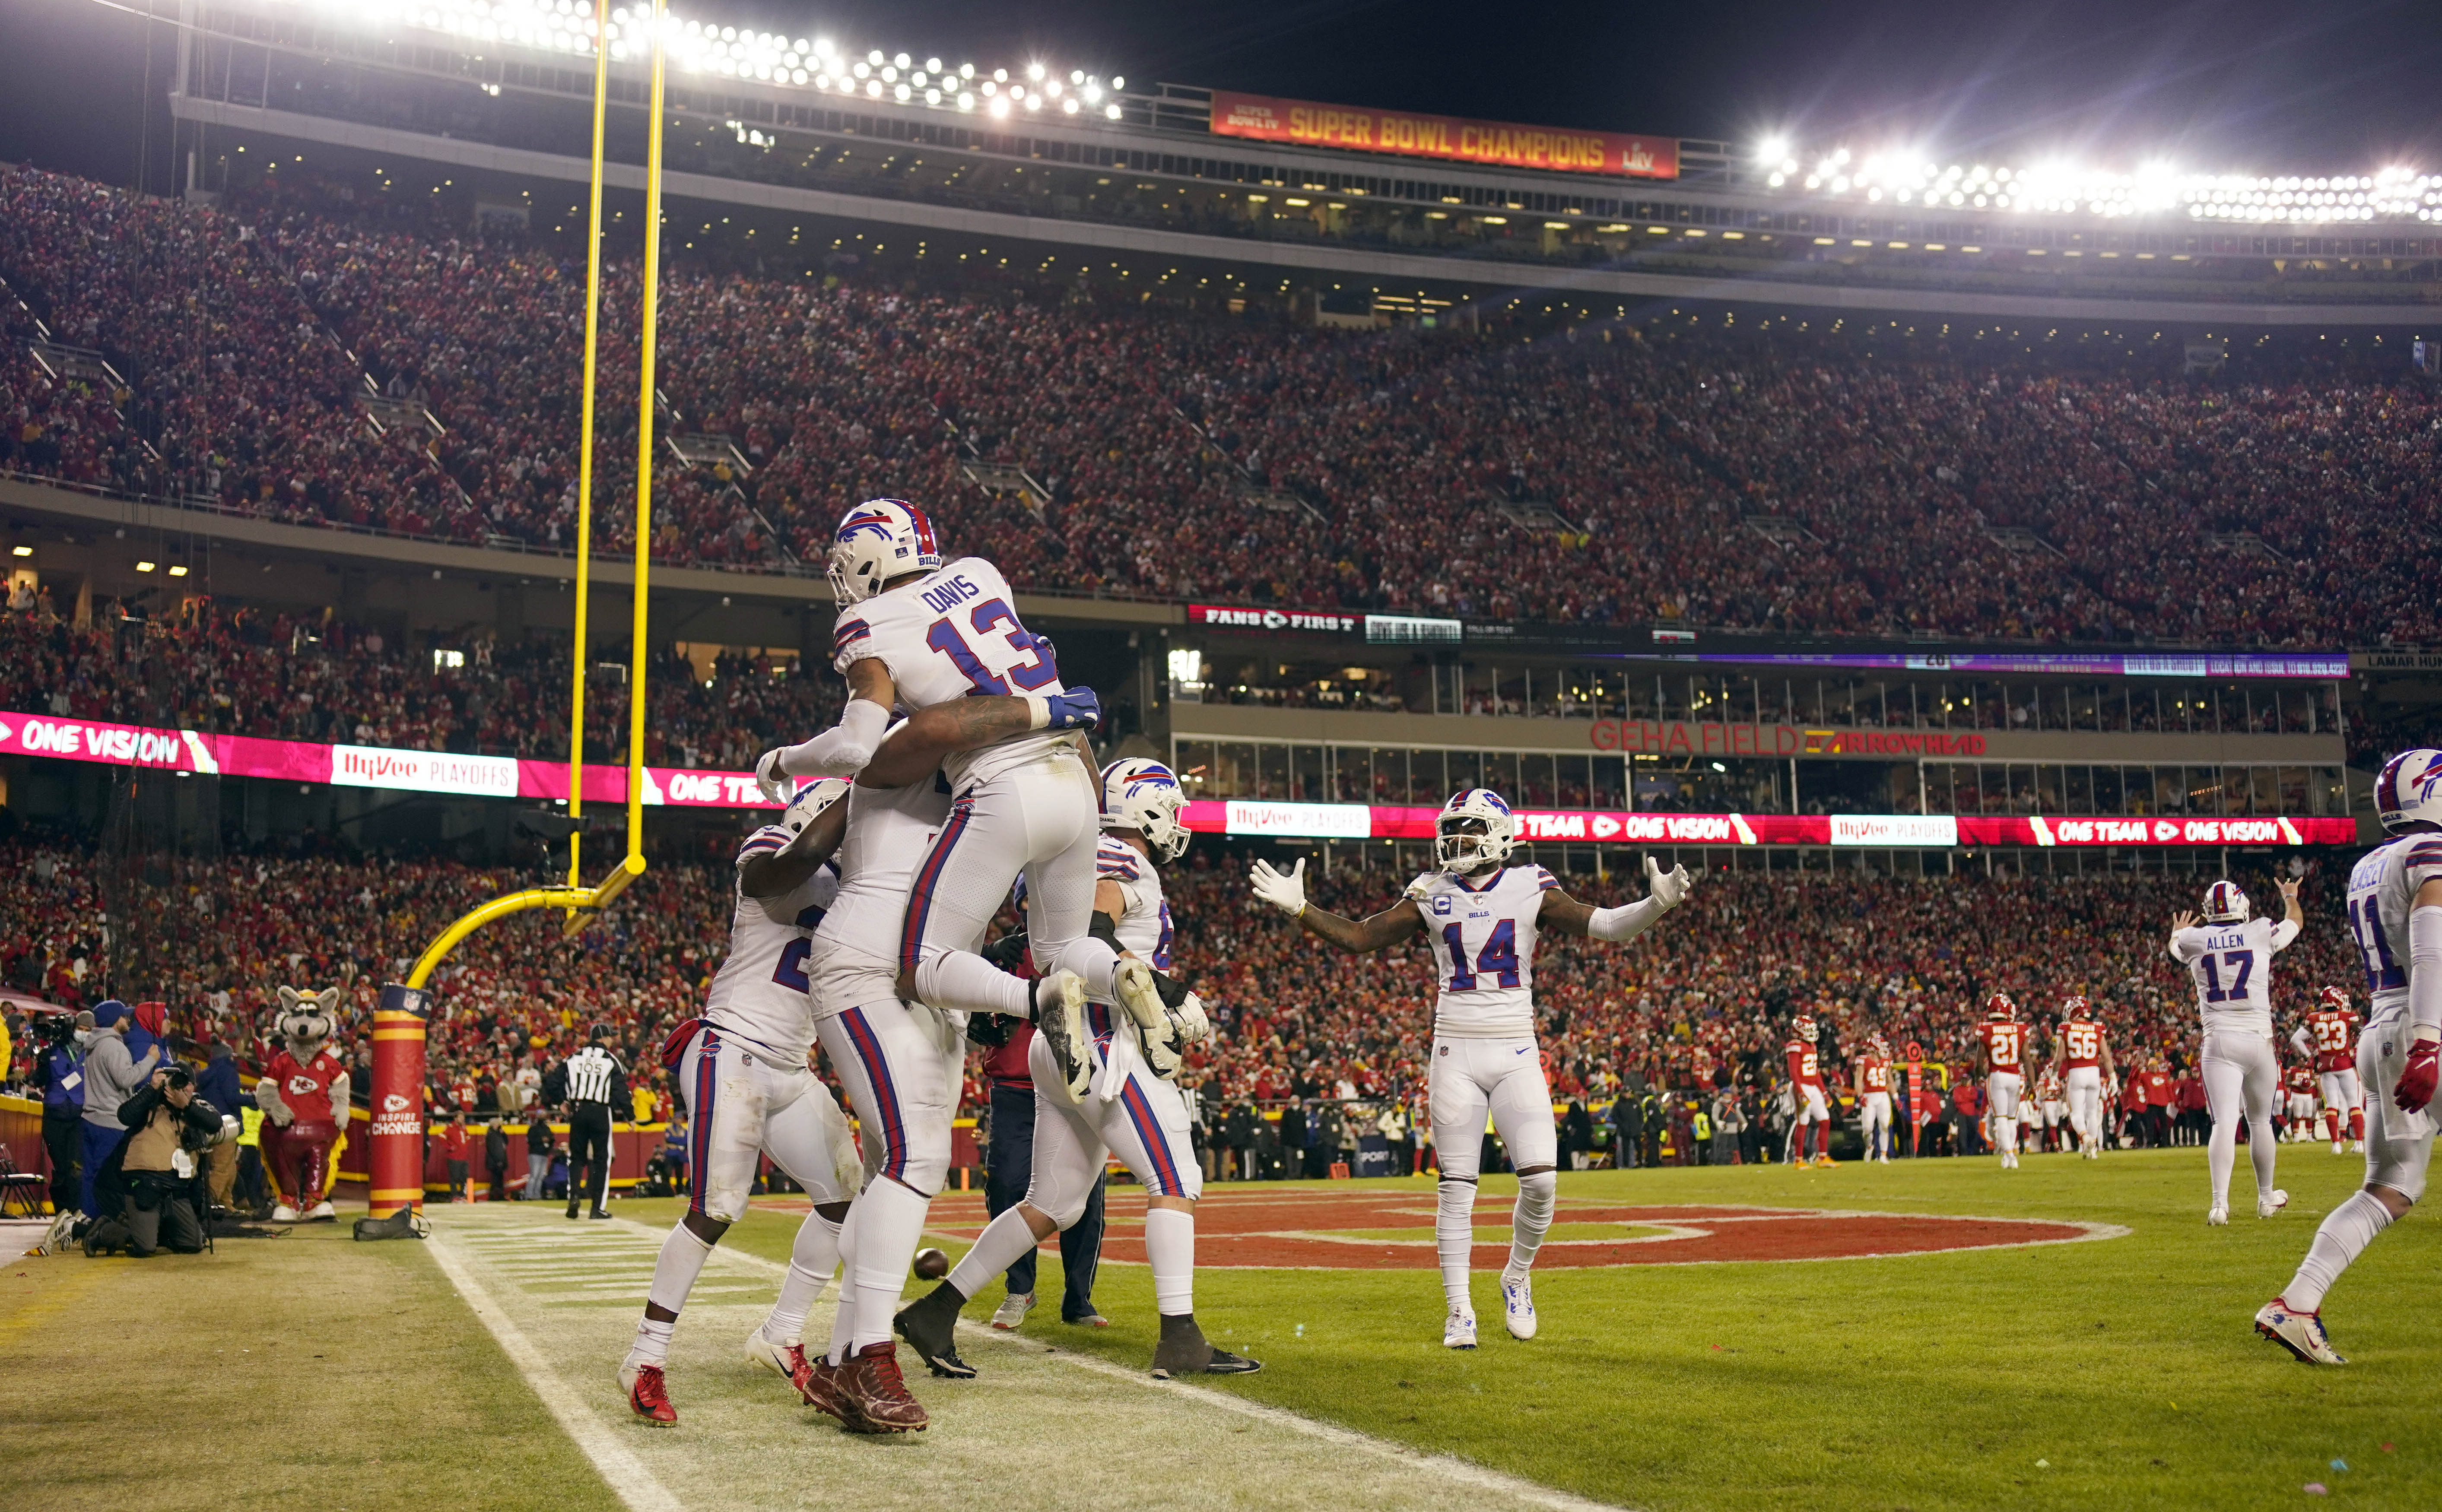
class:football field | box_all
[5,1147,2436,1512]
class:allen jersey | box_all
[830,556,1083,790]
[1405,864,1560,1039]
[702,823,841,1061]
[2343,830,2442,1021]
[1785,1039,1824,1089]
[810,769,954,985]
[2169,916,2300,1034]
[1980,1019,2029,1075]
[2302,1006,2358,1074]
[1858,1054,1893,1096]
[2060,1018,2105,1071]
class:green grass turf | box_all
[662,1147,2439,1512]
[0,1220,624,1512]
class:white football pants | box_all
[2064,1067,2104,1149]
[676,1025,854,1223]
[2201,1029,2279,1208]
[1858,1092,1892,1158]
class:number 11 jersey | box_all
[1406,864,1560,1039]
[2168,915,2299,1035]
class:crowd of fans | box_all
[0,596,839,767]
[7,164,2442,649]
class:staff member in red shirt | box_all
[970,936,1106,1332]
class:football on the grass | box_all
[912,1247,949,1280]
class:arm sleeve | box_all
[2410,904,2442,1036]
[2288,1026,2314,1058]
[1586,897,1667,943]
[2268,919,2301,952]
[2166,929,2202,964]
[776,698,890,778]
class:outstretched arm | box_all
[2165,910,2198,960]
[859,689,1101,789]
[1539,857,1694,941]
[1248,859,1423,953]
[2278,877,2305,933]
[756,659,899,794]
[738,797,849,899]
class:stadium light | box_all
[1757,135,1788,163]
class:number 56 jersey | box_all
[2168,915,2299,1035]
[1405,865,1560,1040]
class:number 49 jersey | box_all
[2168,916,2300,1035]
[832,556,1076,790]
[702,823,841,1063]
[2344,831,2442,1020]
[1405,865,1559,1040]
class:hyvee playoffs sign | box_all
[1210,90,1679,179]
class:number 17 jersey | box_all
[2168,916,2299,1035]
[1405,865,1560,1040]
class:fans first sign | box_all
[1210,90,1677,179]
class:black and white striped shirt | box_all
[561,1046,624,1107]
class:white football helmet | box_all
[1434,788,1517,875]
[2375,748,2442,834]
[2201,878,2250,924]
[1101,758,1191,865]
[826,497,941,605]
[780,777,849,836]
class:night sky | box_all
[3,0,2439,190]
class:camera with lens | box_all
[162,1065,194,1092]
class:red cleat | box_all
[794,1350,857,1429]
[834,1341,929,1433]
[622,1363,677,1426]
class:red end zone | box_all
[908,1187,2123,1270]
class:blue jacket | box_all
[196,1054,243,1124]
[39,1044,84,1113]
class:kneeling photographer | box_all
[88,1065,231,1257]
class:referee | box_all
[545,1026,626,1220]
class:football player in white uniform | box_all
[2169,875,2303,1226]
[2257,750,2442,1364]
[1247,789,1694,1349]
[897,759,1247,1380]
[753,499,1168,1093]
[622,779,859,1426]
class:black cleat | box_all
[1150,1312,1258,1378]
[1200,1347,1262,1375]
[894,1282,978,1379]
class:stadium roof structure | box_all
[164,0,2442,325]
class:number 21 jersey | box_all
[1406,865,1559,1040]
[2168,916,2299,1035]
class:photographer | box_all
[87,1065,227,1257]
[34,1012,85,1217]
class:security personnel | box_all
[545,1026,626,1220]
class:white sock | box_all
[762,1209,842,1344]
[849,1179,933,1352]
[1435,1178,1477,1309]
[645,1222,714,1314]
[1144,1205,1195,1316]
[2248,1117,2277,1198]
[1506,1170,1556,1277]
[948,1205,1044,1301]
[626,1316,675,1368]
[1996,1118,2017,1160]
[824,1202,862,1367]
[1050,935,1120,1003]
[2207,1116,2236,1205]
[915,949,1030,1018]
[2285,1189,2395,1312]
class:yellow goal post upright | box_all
[365,1,668,1224]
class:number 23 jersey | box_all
[1406,865,1559,1040]
[703,822,841,1063]
[2168,916,2299,1035]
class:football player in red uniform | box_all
[1785,1016,1834,1167]
[2047,996,2117,1159]
[2289,985,2364,1154]
[1978,995,2031,1170]
[1853,1034,1896,1165]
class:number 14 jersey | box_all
[2168,915,2299,1035]
[1406,865,1561,1039]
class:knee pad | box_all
[1436,1176,1478,1217]
[1515,1169,1556,1211]
[2369,1147,2429,1206]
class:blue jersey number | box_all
[924,596,1059,694]
[2198,949,2255,1003]
[772,938,812,992]
[2347,899,2407,992]
[1441,919,1521,992]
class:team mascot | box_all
[257,985,351,1221]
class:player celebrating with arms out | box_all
[2169,875,2304,1226]
[2256,750,2442,1364]
[1247,789,1694,1349]
[2290,986,2364,1154]
[2046,996,2116,1159]
[1979,995,2030,1170]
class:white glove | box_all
[1249,858,1307,918]
[1646,856,1694,910]
[754,748,791,806]
[1171,991,1213,1046]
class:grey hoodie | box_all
[81,1028,160,1129]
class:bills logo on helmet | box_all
[2202,879,2249,922]
[2375,748,2442,833]
[1100,758,1192,863]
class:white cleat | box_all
[1111,959,1183,1079]
[1443,1307,1479,1350]
[1032,972,1093,1104]
[1500,1271,1537,1340]
[2351,1139,2364,1154]
[743,1325,798,1377]
[2207,1203,2229,1226]
[2333,1141,2345,1155]
[2258,1189,2290,1219]
[270,1203,299,1222]
[2255,1298,2346,1365]
[991,1291,1037,1331]
[305,1200,336,1221]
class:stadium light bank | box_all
[278,0,1128,119]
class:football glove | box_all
[1249,857,1306,918]
[2394,1031,2439,1116]
[1038,687,1102,732]
[1647,855,1694,910]
[1170,990,1212,1046]
[981,931,1031,974]
[753,748,791,806]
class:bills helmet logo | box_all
[2201,879,2250,923]
[827,498,943,604]
[2375,748,2442,835]
[1099,758,1191,863]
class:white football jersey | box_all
[2168,915,2299,1035]
[1406,864,1560,1039]
[2344,831,2442,1025]
[702,824,840,1062]
[1094,834,1174,974]
[831,555,1083,789]
[809,769,956,1008]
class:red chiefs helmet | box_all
[1867,1033,1892,1059]
[1793,1015,1819,1044]
[1985,992,2017,1023]
[2318,985,2350,1013]
[2060,993,2089,1019]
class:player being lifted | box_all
[1785,1016,1833,1166]
[1854,1033,1896,1165]
[897,759,1249,1382]
[2290,986,2364,1154]
[2046,995,2116,1159]
[1247,789,1694,1348]
[2169,875,2303,1225]
[1978,995,2030,1170]
[2256,751,2442,1364]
